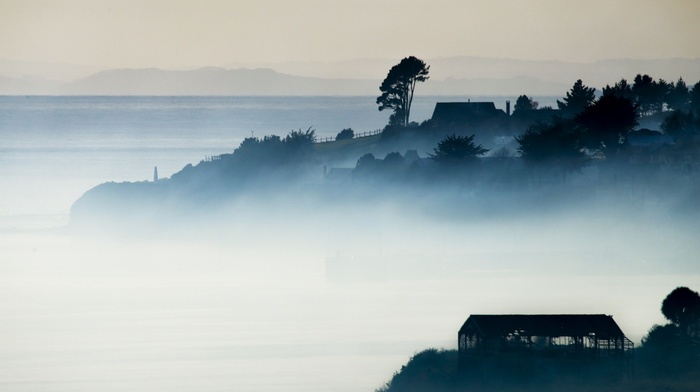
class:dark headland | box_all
[71,59,700,232]
[69,58,700,390]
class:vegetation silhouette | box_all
[639,287,700,377]
[377,287,700,392]
[515,120,588,180]
[513,95,539,114]
[377,56,430,127]
[557,79,596,117]
[602,78,635,101]
[690,80,700,112]
[661,287,700,332]
[62,58,700,390]
[335,127,355,141]
[666,77,691,111]
[576,94,638,158]
[166,127,318,198]
[350,150,420,185]
[376,349,458,392]
[428,134,489,165]
[662,110,698,142]
[70,60,700,229]
[632,74,669,116]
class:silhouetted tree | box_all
[353,153,379,179]
[237,136,261,152]
[234,128,317,169]
[490,146,513,160]
[375,349,458,392]
[353,151,409,181]
[641,286,700,376]
[641,323,693,375]
[384,151,405,166]
[643,323,681,349]
[576,94,638,157]
[661,110,698,141]
[690,80,700,113]
[380,152,408,180]
[284,127,316,160]
[666,77,691,111]
[356,153,377,167]
[377,56,430,127]
[557,79,596,117]
[513,95,538,113]
[662,287,700,333]
[632,74,669,115]
[429,134,488,165]
[233,135,285,166]
[516,120,588,176]
[658,78,671,109]
[335,128,355,141]
[602,78,634,100]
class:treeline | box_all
[80,70,700,223]
[169,127,319,190]
[602,75,699,116]
[169,69,700,193]
[351,74,700,187]
[375,286,700,392]
[513,74,700,117]
[515,75,700,174]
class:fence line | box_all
[201,129,383,161]
[203,155,222,162]
[316,129,382,144]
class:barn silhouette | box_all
[458,314,634,381]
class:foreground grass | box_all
[376,349,700,392]
[314,135,382,163]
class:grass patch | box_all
[314,135,382,163]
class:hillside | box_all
[2,56,699,96]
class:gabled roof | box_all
[459,314,626,339]
[431,102,504,123]
[627,129,674,147]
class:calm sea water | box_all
[1,96,699,392]
[0,95,543,222]
[0,96,379,220]
[1,225,696,392]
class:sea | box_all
[0,95,534,225]
[0,95,381,224]
[0,95,567,225]
[1,95,697,392]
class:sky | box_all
[1,0,699,70]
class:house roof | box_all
[431,102,504,124]
[459,314,626,339]
[627,129,674,147]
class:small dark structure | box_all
[458,314,634,382]
[626,129,674,149]
[430,102,507,126]
[324,167,353,182]
[510,107,560,124]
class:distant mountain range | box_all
[59,67,379,96]
[229,56,700,85]
[1,56,699,96]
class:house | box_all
[510,107,560,125]
[324,167,353,182]
[403,150,420,165]
[458,314,634,381]
[430,102,508,126]
[626,129,673,149]
[626,129,676,167]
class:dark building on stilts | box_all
[458,314,634,382]
[430,102,508,127]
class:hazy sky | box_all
[1,0,699,69]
